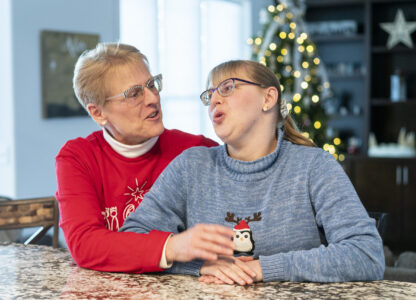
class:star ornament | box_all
[380,9,416,49]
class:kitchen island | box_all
[1,243,416,299]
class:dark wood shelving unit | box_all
[307,0,416,251]
[369,0,416,251]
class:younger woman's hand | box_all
[165,224,235,263]
[244,260,263,281]
[199,256,258,286]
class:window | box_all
[120,0,251,141]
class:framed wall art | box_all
[41,30,99,118]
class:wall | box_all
[0,0,15,198]
[1,0,119,199]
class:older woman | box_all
[55,43,235,273]
[120,60,385,284]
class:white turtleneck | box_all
[102,128,159,158]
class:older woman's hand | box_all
[165,224,235,263]
[199,256,260,286]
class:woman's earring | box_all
[101,120,107,126]
[280,99,289,119]
[263,105,269,112]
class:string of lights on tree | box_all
[249,1,345,161]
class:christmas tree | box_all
[249,0,345,161]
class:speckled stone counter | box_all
[1,243,416,299]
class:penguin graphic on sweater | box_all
[225,212,262,256]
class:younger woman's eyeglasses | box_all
[200,77,266,106]
[106,74,163,107]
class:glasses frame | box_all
[105,74,163,104]
[200,77,266,106]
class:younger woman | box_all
[120,60,385,284]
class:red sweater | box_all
[55,129,217,272]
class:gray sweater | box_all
[121,131,385,282]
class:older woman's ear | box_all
[87,103,108,126]
[262,87,279,112]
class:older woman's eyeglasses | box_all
[106,74,163,106]
[200,77,265,106]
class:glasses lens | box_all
[200,91,211,106]
[125,86,144,105]
[147,75,163,93]
[218,79,234,96]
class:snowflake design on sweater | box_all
[124,178,148,205]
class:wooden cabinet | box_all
[402,160,416,247]
[345,157,416,251]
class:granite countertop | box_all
[1,243,416,299]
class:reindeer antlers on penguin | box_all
[225,212,262,224]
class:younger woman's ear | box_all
[263,86,279,110]
[87,103,108,126]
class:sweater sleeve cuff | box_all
[181,260,204,276]
[159,234,174,269]
[259,254,290,282]
[167,259,204,276]
[139,230,173,273]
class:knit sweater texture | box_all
[121,130,385,282]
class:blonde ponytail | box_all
[281,116,316,147]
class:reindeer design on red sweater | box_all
[225,212,262,255]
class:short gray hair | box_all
[73,42,149,109]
